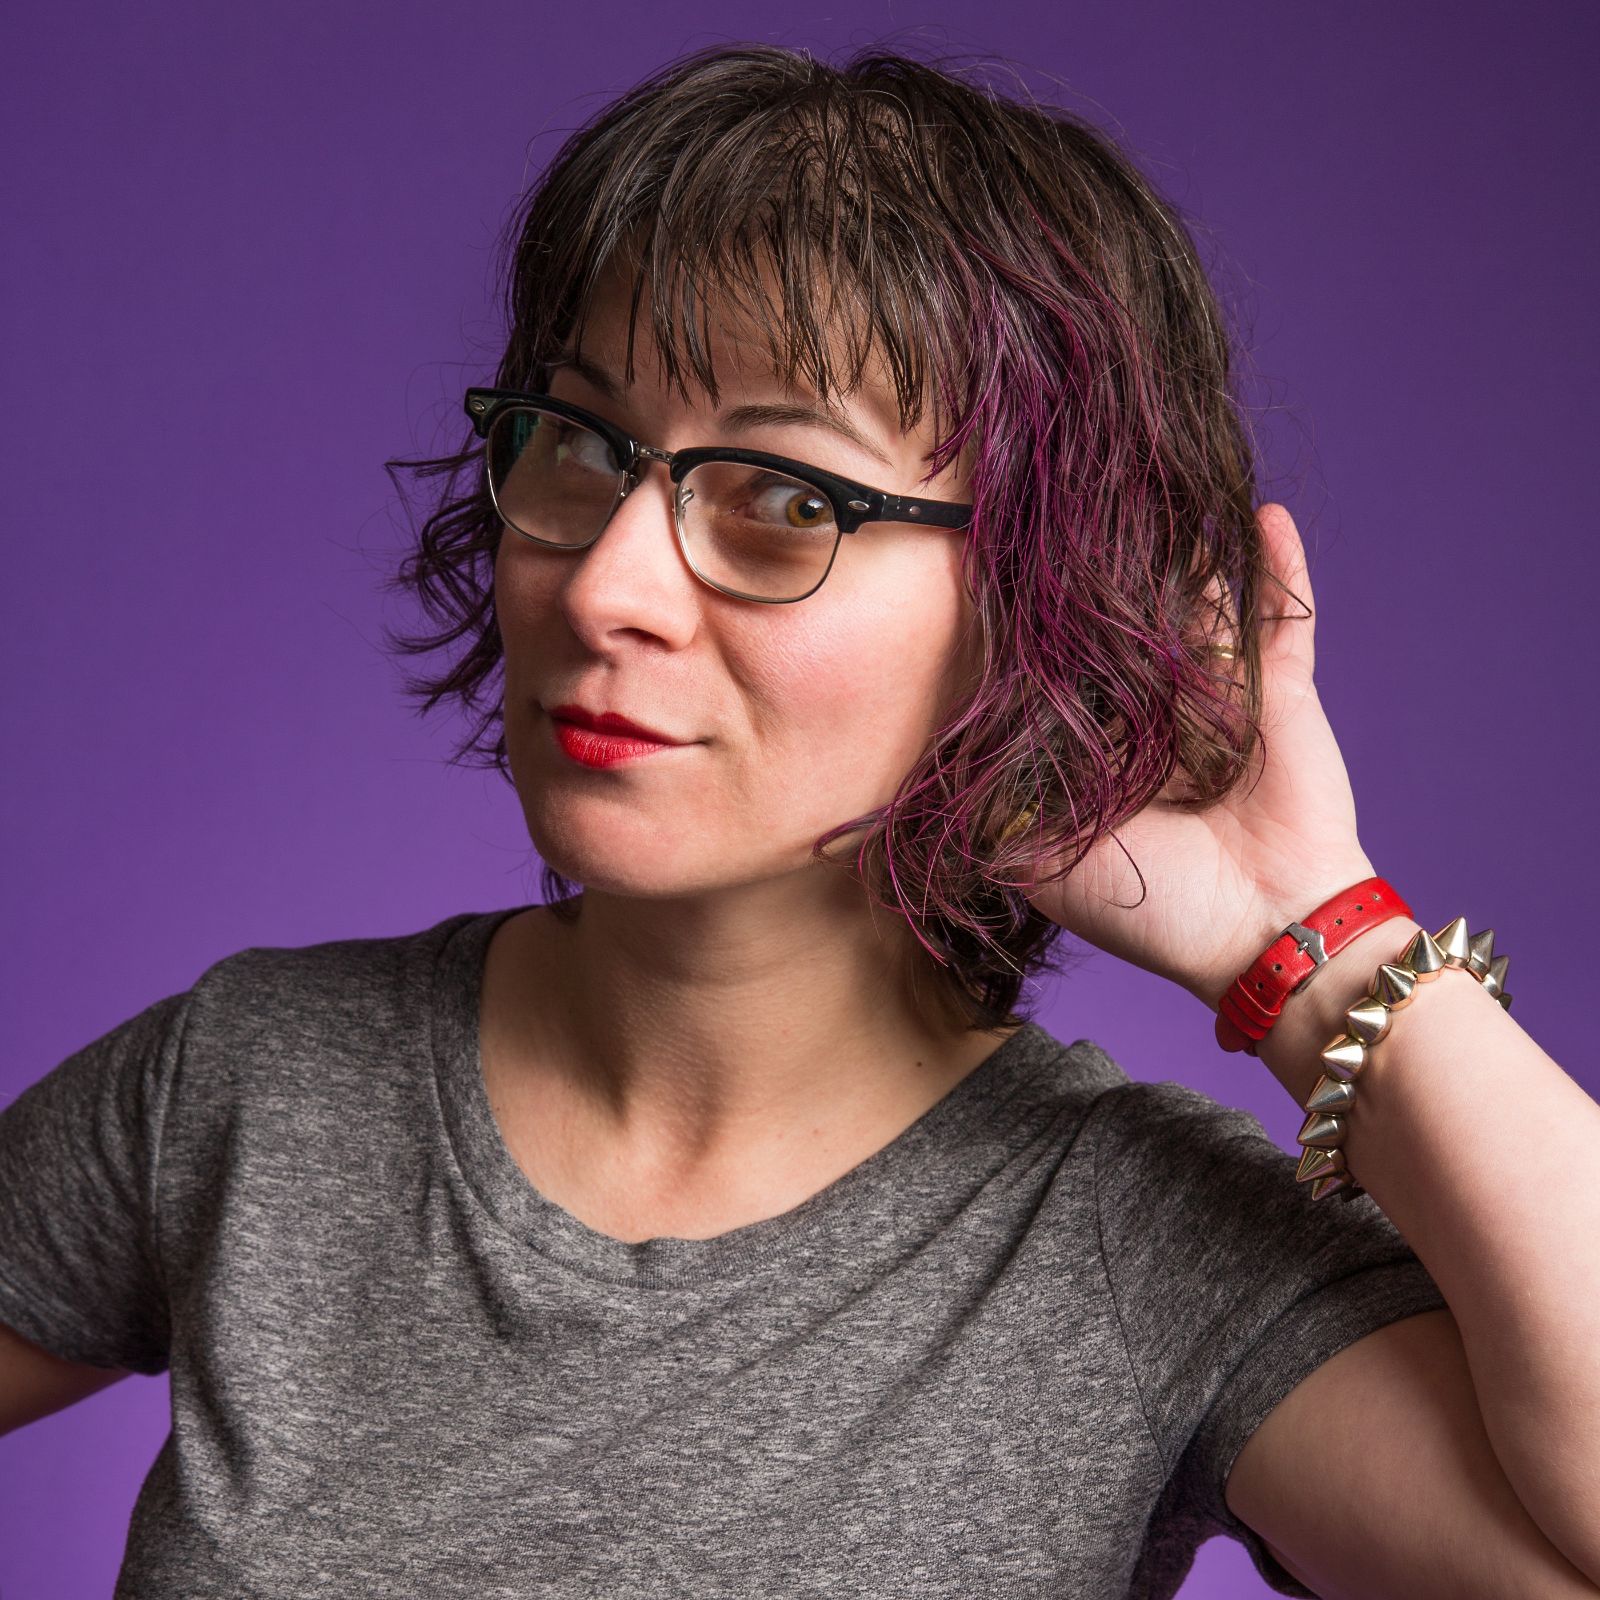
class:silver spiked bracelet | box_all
[1293,917,1513,1202]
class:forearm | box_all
[1255,914,1600,1583]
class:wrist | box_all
[1254,914,1424,1096]
[1194,856,1379,1015]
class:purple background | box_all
[3,2,1595,1593]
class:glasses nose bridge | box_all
[611,438,685,543]
[628,440,676,478]
[618,439,681,505]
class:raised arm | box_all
[1020,502,1600,1593]
[1220,917,1600,1595]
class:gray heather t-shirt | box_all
[0,906,1449,1598]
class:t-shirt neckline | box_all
[430,905,1058,1290]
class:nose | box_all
[561,449,697,610]
[610,446,680,530]
[609,450,682,548]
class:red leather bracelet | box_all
[1215,875,1414,1055]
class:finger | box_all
[1256,502,1315,678]
[1182,569,1247,712]
[1249,502,1323,749]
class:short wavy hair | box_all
[383,41,1294,1034]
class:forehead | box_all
[549,340,897,471]
[559,251,942,469]
[572,250,866,392]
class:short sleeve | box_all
[0,989,193,1375]
[1086,1077,1450,1597]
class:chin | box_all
[519,811,702,894]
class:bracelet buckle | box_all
[1285,921,1329,994]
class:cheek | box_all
[493,540,559,672]
[495,536,531,613]
[744,575,967,798]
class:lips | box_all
[546,703,688,745]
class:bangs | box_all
[502,77,972,451]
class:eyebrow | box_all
[544,349,895,470]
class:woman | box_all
[3,42,1596,1600]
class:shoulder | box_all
[185,908,487,1042]
[143,911,506,1254]
[1075,1071,1284,1188]
[159,908,499,1122]
[194,908,477,1003]
[991,1035,1276,1183]
[1082,1073,1273,1139]
[1079,1069,1432,1310]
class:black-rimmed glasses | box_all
[463,387,974,604]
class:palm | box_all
[1020,504,1375,1009]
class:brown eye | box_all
[719,470,839,533]
[782,488,833,529]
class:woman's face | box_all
[494,260,982,901]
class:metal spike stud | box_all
[1435,916,1473,969]
[1399,926,1448,981]
[1467,928,1496,977]
[1304,1073,1358,1116]
[1297,1111,1345,1150]
[1373,963,1418,1009]
[1484,953,1510,1000]
[1320,1035,1369,1082]
[1344,995,1393,1045]
[1311,1171,1353,1201]
[1296,1144,1346,1183]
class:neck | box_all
[494,879,1020,1180]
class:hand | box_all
[1018,503,1378,1011]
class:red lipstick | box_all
[546,703,692,769]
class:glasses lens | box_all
[678,460,841,601]
[486,407,623,546]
